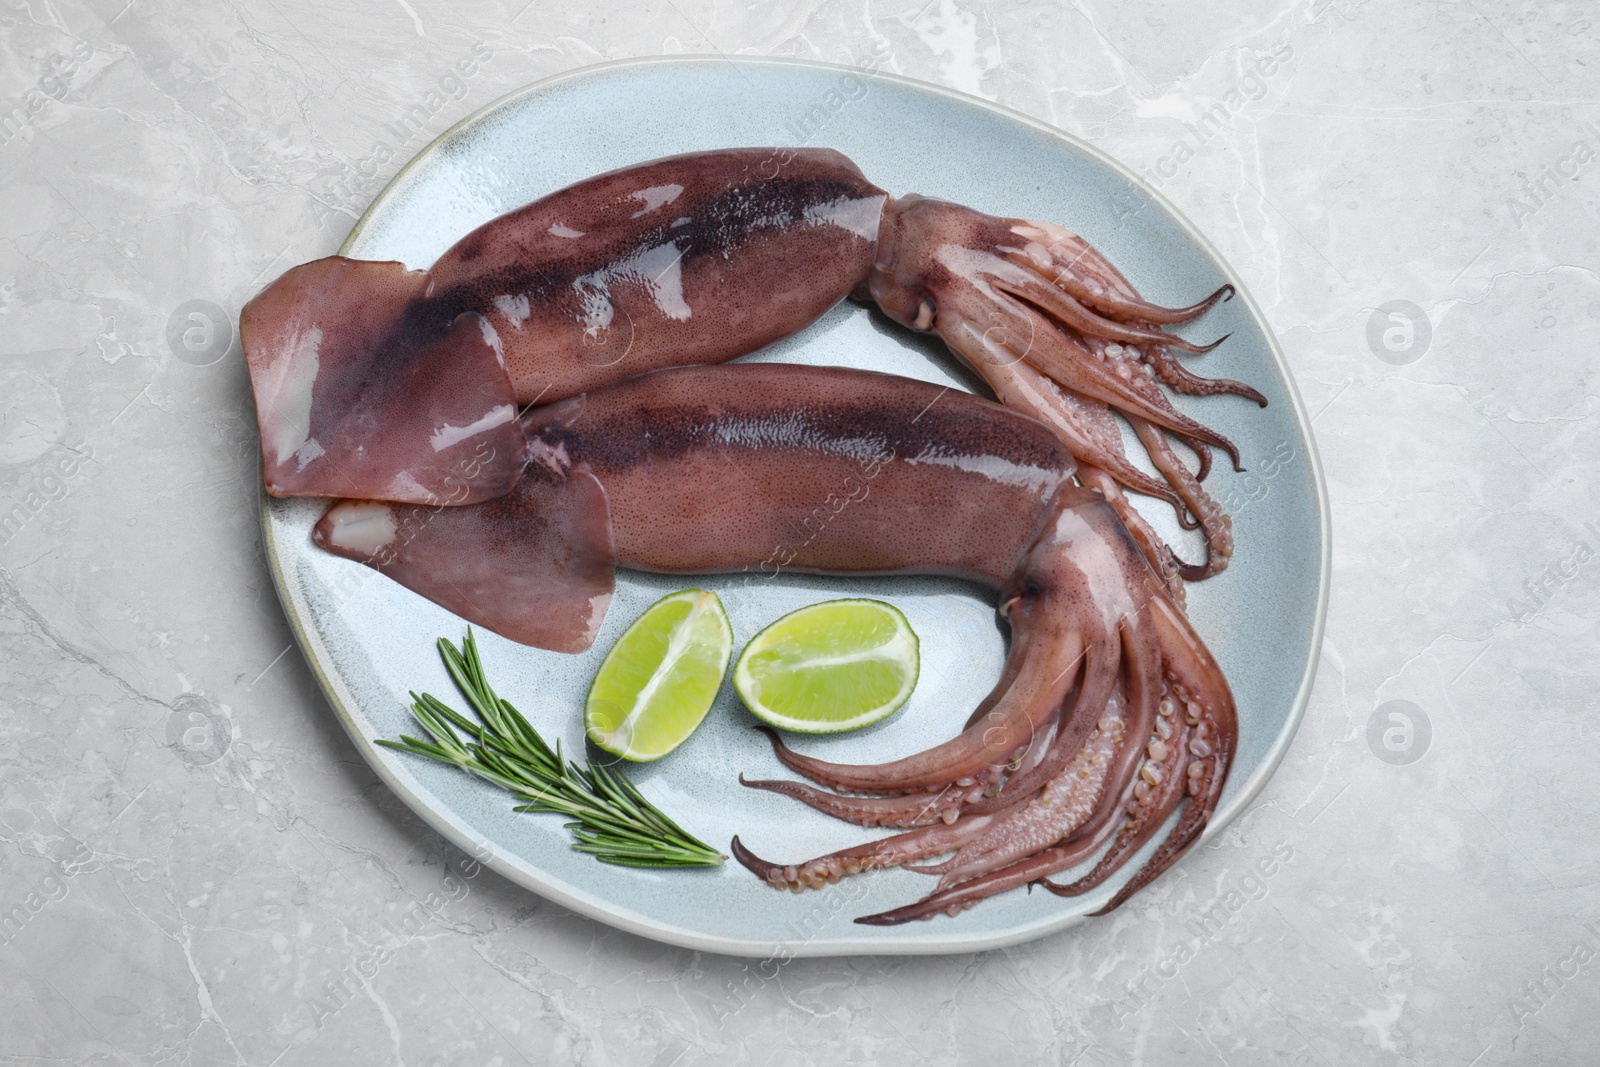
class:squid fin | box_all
[314,466,616,652]
[243,256,527,504]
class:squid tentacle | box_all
[1089,709,1233,915]
[1082,335,1236,578]
[1070,341,1228,485]
[910,699,1126,888]
[1076,598,1166,840]
[1177,432,1214,484]
[746,708,1065,837]
[979,313,1246,587]
[1095,339,1244,476]
[738,772,981,829]
[1039,704,1194,901]
[956,637,1117,815]
[968,295,1243,462]
[1033,233,1262,407]
[852,812,1126,925]
[244,145,1260,918]
[990,270,1227,356]
[759,627,1085,796]
[1139,342,1267,407]
[854,713,1179,926]
[729,810,1012,892]
[1077,467,1186,606]
[983,356,1195,528]
[1003,221,1236,327]
[1043,597,1238,912]
[972,712,1062,796]
[1131,419,1234,582]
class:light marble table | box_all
[2,1,1596,1064]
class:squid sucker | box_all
[312,363,1237,922]
[243,147,1263,586]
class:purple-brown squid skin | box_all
[738,706,1062,828]
[239,259,527,506]
[738,771,985,829]
[247,149,1256,586]
[741,499,1234,922]
[757,484,1160,798]
[311,362,1237,918]
[425,149,887,402]
[729,808,1019,893]
[315,361,1105,805]
[740,681,1104,844]
[1058,612,1239,916]
[315,361,1076,649]
[243,148,886,505]
[851,812,1126,926]
[911,698,1127,890]
[864,195,1249,577]
[525,362,1070,585]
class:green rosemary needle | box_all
[377,629,725,869]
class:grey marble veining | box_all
[0,1,1595,1064]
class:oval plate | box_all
[262,57,1330,958]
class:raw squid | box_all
[242,147,1261,584]
[312,363,1235,921]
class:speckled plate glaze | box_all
[261,57,1329,958]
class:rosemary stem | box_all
[381,630,724,869]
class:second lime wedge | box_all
[733,598,919,734]
[585,589,733,761]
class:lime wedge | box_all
[585,589,734,761]
[733,599,919,734]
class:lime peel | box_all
[606,592,717,749]
[585,589,733,762]
[733,598,920,734]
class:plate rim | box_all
[260,53,1332,958]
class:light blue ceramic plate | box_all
[262,57,1329,958]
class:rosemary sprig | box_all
[377,629,724,869]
